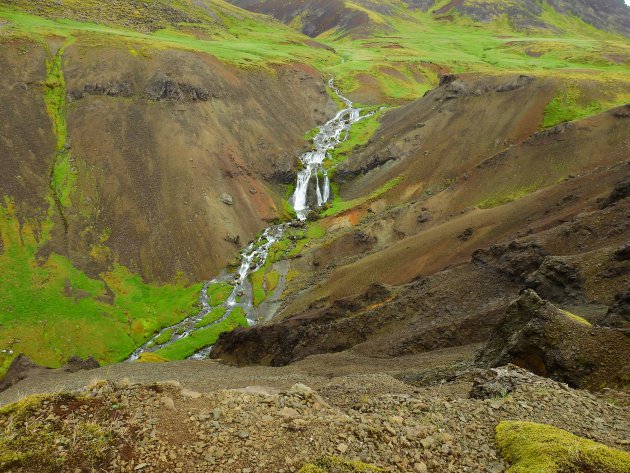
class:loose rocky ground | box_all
[1,365,629,472]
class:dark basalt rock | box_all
[69,81,133,100]
[146,73,210,102]
[600,291,630,331]
[612,104,630,118]
[496,75,535,93]
[601,178,630,209]
[63,355,100,373]
[525,257,585,305]
[472,240,548,283]
[438,73,457,86]
[477,290,630,390]
[0,354,39,393]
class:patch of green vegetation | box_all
[298,457,384,473]
[304,126,321,143]
[560,309,593,327]
[266,271,280,293]
[477,183,543,209]
[152,329,174,346]
[0,199,201,375]
[154,306,248,360]
[250,266,268,307]
[136,352,169,363]
[207,282,233,306]
[321,176,403,217]
[0,393,113,472]
[325,108,387,172]
[496,421,630,473]
[195,306,227,329]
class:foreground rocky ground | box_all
[1,363,629,472]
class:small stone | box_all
[413,462,428,473]
[421,436,435,449]
[220,193,234,205]
[337,443,348,454]
[181,389,202,399]
[160,397,175,410]
[134,464,148,471]
[279,407,300,418]
[238,430,250,439]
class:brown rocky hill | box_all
[1,40,334,283]
[212,75,630,391]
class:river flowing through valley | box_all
[129,80,372,361]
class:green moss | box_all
[298,457,384,473]
[0,393,112,471]
[560,309,593,327]
[250,266,268,307]
[266,271,281,293]
[136,352,169,363]
[477,183,542,209]
[496,421,630,473]
[321,176,403,217]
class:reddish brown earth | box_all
[0,37,336,282]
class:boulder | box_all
[600,291,630,331]
[477,290,630,390]
[63,355,100,373]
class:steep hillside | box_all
[1,0,629,379]
[230,0,630,37]
[0,3,338,372]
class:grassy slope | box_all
[1,0,629,370]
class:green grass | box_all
[325,108,387,171]
[195,306,227,329]
[477,183,543,209]
[250,267,268,307]
[496,421,630,473]
[321,176,403,217]
[0,199,201,374]
[207,282,233,306]
[153,306,248,360]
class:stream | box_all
[128,80,372,361]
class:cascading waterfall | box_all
[291,79,368,220]
[129,80,373,361]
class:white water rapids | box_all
[129,80,372,361]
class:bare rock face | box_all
[477,290,630,390]
[472,240,548,283]
[525,257,585,305]
[63,355,100,373]
[0,354,40,393]
[600,291,630,331]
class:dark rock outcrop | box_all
[477,290,630,390]
[601,178,630,208]
[63,355,100,373]
[600,291,630,331]
[146,73,210,101]
[0,354,40,393]
[70,81,133,100]
[496,75,534,92]
[472,240,548,283]
[525,257,584,304]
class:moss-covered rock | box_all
[298,457,384,473]
[0,392,115,471]
[496,421,630,473]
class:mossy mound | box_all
[0,392,115,471]
[136,352,169,363]
[298,457,384,473]
[496,421,630,473]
